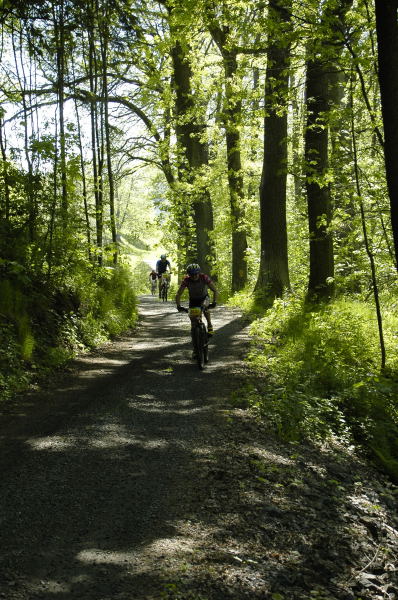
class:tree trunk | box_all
[304,54,335,301]
[100,17,118,265]
[0,118,10,222]
[374,0,398,271]
[223,49,248,293]
[206,9,248,292]
[88,8,103,265]
[304,1,353,301]
[170,35,215,277]
[350,80,386,371]
[12,26,36,242]
[255,0,292,302]
[54,0,68,227]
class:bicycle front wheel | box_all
[192,325,205,369]
[203,325,209,364]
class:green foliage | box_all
[0,272,35,361]
[68,263,138,346]
[0,262,138,402]
[226,288,265,316]
[244,294,398,480]
[92,265,138,336]
[0,321,30,400]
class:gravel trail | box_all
[0,296,397,600]
[0,296,250,599]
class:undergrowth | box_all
[0,260,138,401]
[230,292,398,482]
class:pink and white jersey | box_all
[180,273,212,299]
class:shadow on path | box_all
[0,296,254,599]
[1,297,393,600]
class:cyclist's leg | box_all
[203,309,212,328]
[202,295,213,333]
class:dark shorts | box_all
[189,295,209,309]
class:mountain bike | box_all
[160,280,169,302]
[178,303,215,369]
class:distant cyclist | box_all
[156,254,171,298]
[149,269,158,295]
[175,263,218,336]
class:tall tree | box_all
[374,0,398,271]
[167,4,215,276]
[205,3,249,292]
[255,0,292,302]
[87,1,103,265]
[304,0,353,301]
[53,0,68,227]
[100,3,118,265]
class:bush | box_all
[0,262,138,403]
[245,294,398,480]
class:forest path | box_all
[0,296,249,599]
[0,296,397,600]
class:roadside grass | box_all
[0,262,138,401]
[229,291,398,482]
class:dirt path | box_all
[0,297,397,600]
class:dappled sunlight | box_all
[130,437,170,450]
[191,446,216,457]
[77,548,140,567]
[26,425,174,453]
[129,402,214,416]
[78,357,131,367]
[28,578,72,596]
[26,434,80,451]
[145,534,197,556]
[241,445,296,466]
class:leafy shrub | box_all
[227,288,265,316]
[0,321,31,400]
[84,264,137,336]
[0,262,138,403]
[245,294,398,480]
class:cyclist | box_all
[149,269,158,295]
[175,263,218,336]
[156,254,171,298]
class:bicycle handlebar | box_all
[177,303,216,313]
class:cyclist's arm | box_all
[175,284,186,307]
[209,281,218,303]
